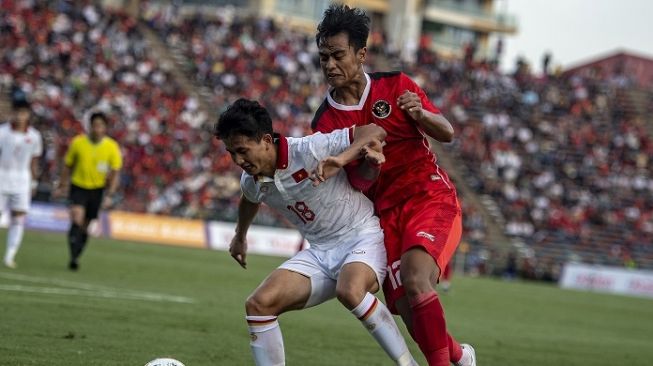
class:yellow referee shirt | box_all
[64,135,123,190]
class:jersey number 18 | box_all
[287,201,316,224]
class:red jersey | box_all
[312,71,456,212]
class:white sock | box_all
[4,219,25,264]
[246,315,285,366]
[351,293,416,366]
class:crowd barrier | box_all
[0,202,303,257]
[560,262,653,299]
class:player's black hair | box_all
[89,112,108,125]
[12,99,30,110]
[316,3,370,51]
[215,98,273,141]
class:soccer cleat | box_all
[455,344,476,366]
[68,260,79,271]
[4,260,17,269]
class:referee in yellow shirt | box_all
[55,112,122,271]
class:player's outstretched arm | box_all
[397,90,454,142]
[231,195,260,269]
[311,124,386,185]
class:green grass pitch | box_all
[0,230,651,365]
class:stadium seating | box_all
[2,3,651,273]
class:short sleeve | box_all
[109,141,123,170]
[308,127,352,161]
[64,136,79,167]
[239,172,260,203]
[400,73,441,114]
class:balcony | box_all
[424,0,517,34]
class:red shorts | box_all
[380,189,462,314]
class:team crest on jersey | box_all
[372,99,391,119]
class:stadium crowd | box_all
[2,2,651,272]
[0,1,224,218]
[406,46,653,271]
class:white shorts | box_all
[0,190,31,213]
[279,230,387,309]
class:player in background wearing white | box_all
[0,100,42,268]
[215,99,418,366]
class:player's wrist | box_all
[368,159,383,168]
[234,228,248,239]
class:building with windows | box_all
[141,0,518,62]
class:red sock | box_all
[409,291,449,366]
[448,332,463,363]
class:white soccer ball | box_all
[144,358,186,366]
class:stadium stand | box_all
[2,2,651,275]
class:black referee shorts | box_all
[69,184,105,220]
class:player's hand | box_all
[229,236,248,269]
[31,180,38,197]
[101,195,114,210]
[52,185,66,199]
[397,90,424,121]
[362,145,386,166]
[311,156,345,187]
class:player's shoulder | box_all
[310,98,330,131]
[0,123,10,133]
[27,126,41,138]
[70,134,87,145]
[239,171,256,188]
[104,136,119,144]
[287,134,316,155]
[368,70,403,81]
[103,136,121,149]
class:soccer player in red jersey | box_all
[311,5,475,366]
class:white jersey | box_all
[0,123,42,194]
[241,128,380,250]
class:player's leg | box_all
[337,245,418,366]
[3,192,29,268]
[395,260,469,366]
[77,188,103,260]
[4,211,26,268]
[245,268,312,366]
[441,263,452,293]
[67,186,87,270]
[246,248,335,366]
[395,192,471,366]
[399,247,449,366]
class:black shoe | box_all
[68,260,79,271]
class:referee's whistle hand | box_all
[101,196,114,210]
[52,186,66,199]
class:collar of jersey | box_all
[253,133,289,182]
[85,135,106,145]
[326,72,371,111]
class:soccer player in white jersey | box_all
[215,98,418,366]
[0,100,42,268]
